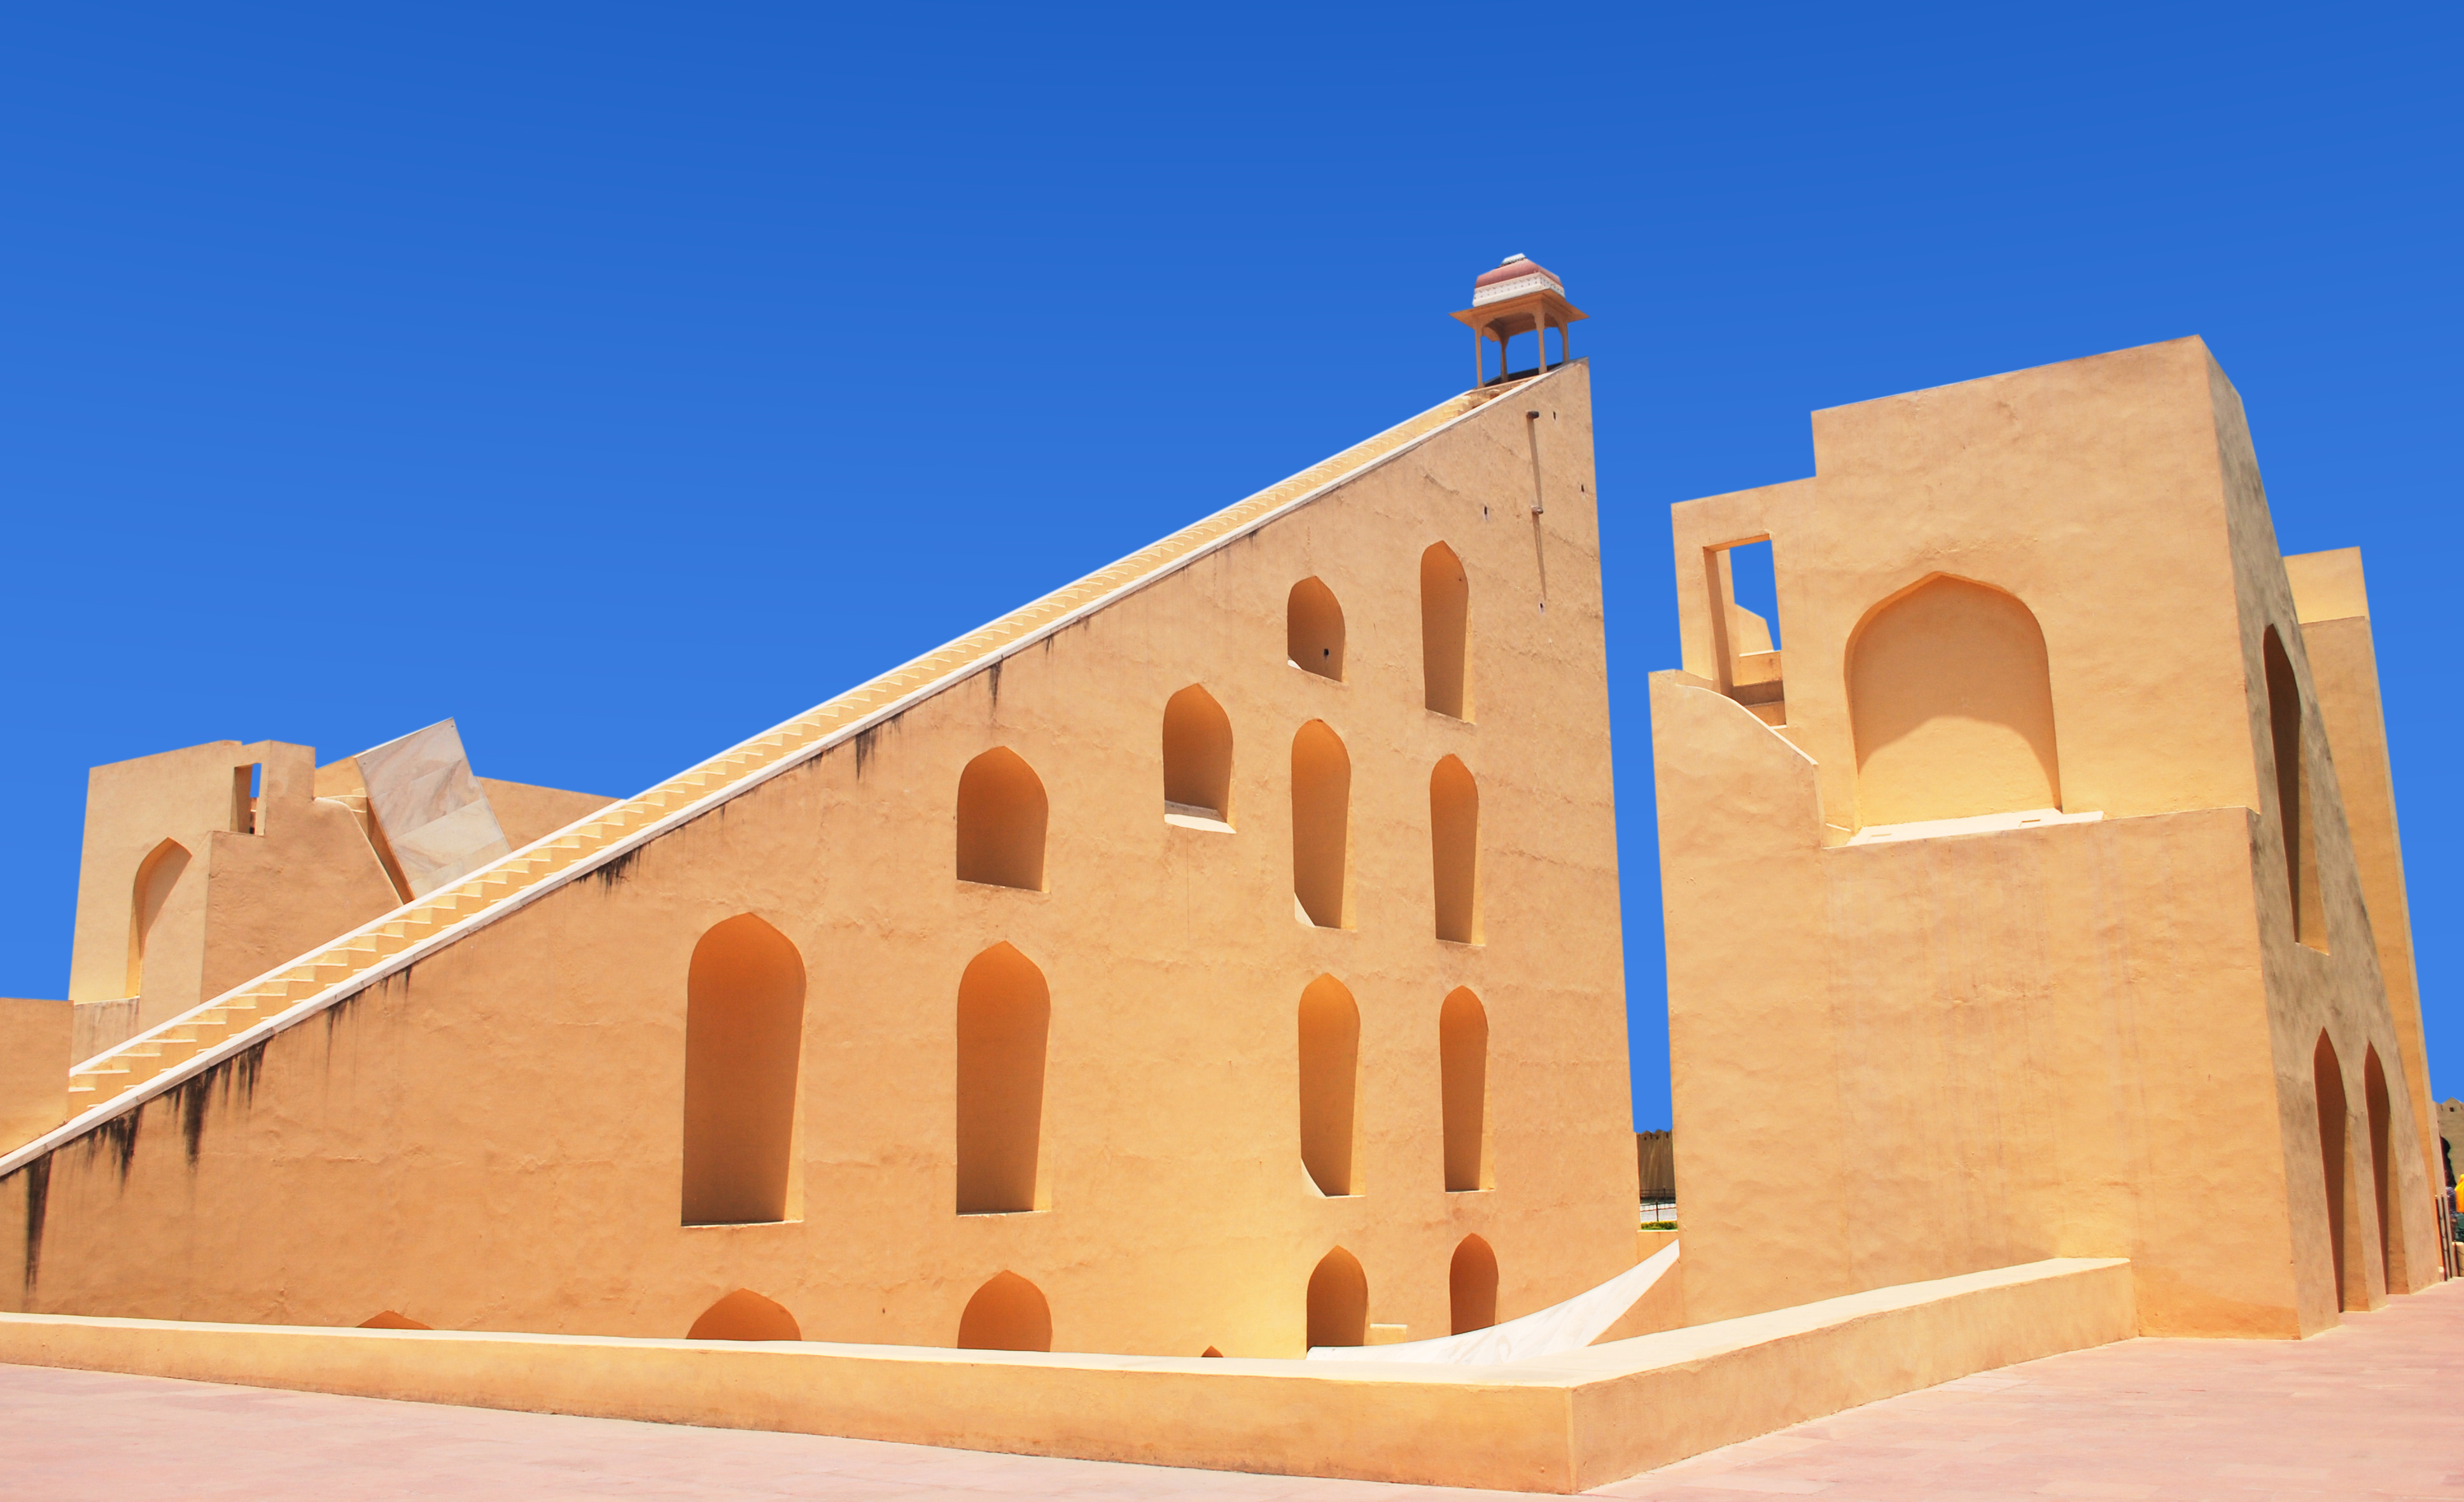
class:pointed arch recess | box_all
[682,914,806,1226]
[1439,987,1489,1191]
[956,942,1050,1214]
[2265,628,2328,951]
[1298,975,1361,1197]
[956,747,1048,890]
[1430,756,1481,944]
[1847,575,2059,827]
[1306,1246,1368,1349]
[126,837,191,996]
[2314,1032,2356,1314]
[689,1288,802,1342]
[1450,1234,1499,1334]
[1291,721,1352,928]
[1288,577,1346,680]
[358,1310,431,1330]
[1421,542,1471,719]
[1162,684,1234,824]
[2364,1047,2402,1291]
[958,1270,1052,1351]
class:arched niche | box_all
[125,838,190,997]
[1298,975,1360,1197]
[1305,1246,1368,1349]
[357,1310,431,1330]
[1449,1234,1498,1334]
[1847,575,2059,827]
[1439,987,1488,1191]
[1291,721,1351,928]
[1162,684,1234,824]
[956,747,1048,891]
[2364,1047,2402,1291]
[956,942,1049,1214]
[957,1270,1052,1352]
[1287,577,1345,681]
[2265,628,2328,951]
[1420,542,1471,719]
[1429,756,1480,944]
[2314,1032,2354,1313]
[688,1288,801,1342]
[682,914,806,1226]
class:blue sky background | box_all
[1,4,2455,1128]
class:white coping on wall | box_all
[0,1256,2136,1493]
[1310,1240,1679,1365]
[0,368,1575,1183]
[1847,808,2104,846]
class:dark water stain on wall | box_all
[16,1155,51,1295]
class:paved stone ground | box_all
[2,1281,2456,1499]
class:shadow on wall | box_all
[1289,578,1345,680]
[689,1288,801,1342]
[1440,987,1488,1191]
[124,838,189,996]
[1430,757,1480,944]
[958,1271,1052,1352]
[957,747,1047,891]
[1848,575,2059,825]
[1299,976,1361,1197]
[2265,628,2329,951]
[1421,542,1471,719]
[682,915,806,1227]
[1292,722,1351,928]
[956,943,1049,1215]
[1449,1234,1497,1334]
[1162,684,1234,824]
[1306,1247,1368,1349]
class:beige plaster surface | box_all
[1653,339,2444,1340]
[67,740,406,1031]
[0,1000,69,1148]
[0,1256,2132,1494]
[4,367,1635,1364]
[479,776,614,851]
[2283,547,2440,1204]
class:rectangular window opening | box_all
[232,763,263,834]
[1708,538,1786,726]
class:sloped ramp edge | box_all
[0,1258,2135,1494]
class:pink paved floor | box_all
[3,1282,2458,1499]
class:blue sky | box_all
[1,5,2455,1128]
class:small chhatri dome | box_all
[1450,252,1585,388]
[1473,253,1564,305]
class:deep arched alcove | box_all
[125,838,190,996]
[1439,987,1488,1191]
[1298,975,1360,1197]
[1848,575,2059,827]
[1291,722,1351,928]
[682,914,806,1226]
[1288,577,1346,681]
[1420,542,1471,719]
[956,942,1050,1214]
[958,1270,1052,1351]
[688,1288,801,1341]
[1430,756,1480,944]
[956,747,1049,890]
[2314,1031,2351,1313]
[1161,684,1234,823]
[2265,628,2328,950]
[1305,1246,1368,1349]
[1449,1234,1498,1333]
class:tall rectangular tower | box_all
[1653,337,2443,1338]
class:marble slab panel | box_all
[352,720,512,898]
